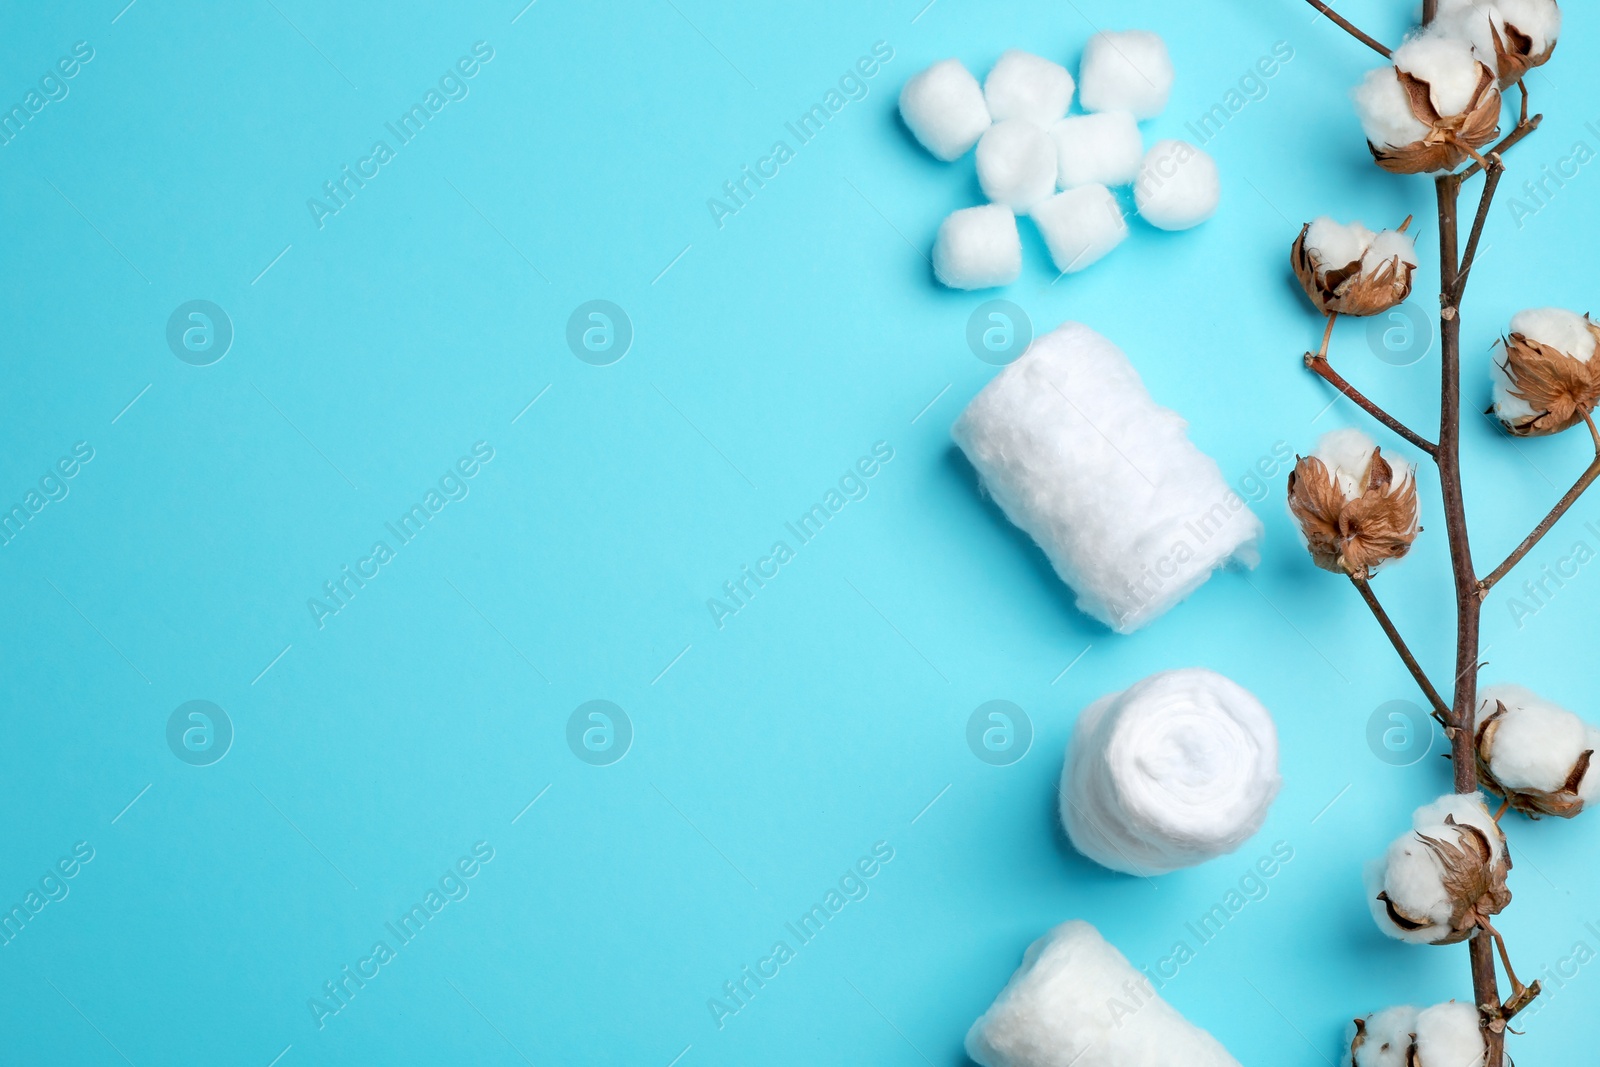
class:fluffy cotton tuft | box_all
[1305,217,1379,270]
[900,59,993,161]
[1312,427,1383,499]
[1060,668,1281,875]
[1436,0,1561,58]
[985,50,1075,125]
[1367,792,1504,944]
[1413,1001,1486,1067]
[951,323,1263,633]
[1478,683,1600,801]
[1362,229,1420,273]
[1030,185,1128,274]
[933,205,1023,290]
[1349,1004,1420,1067]
[966,920,1243,1067]
[1352,67,1431,148]
[977,119,1059,210]
[1134,140,1219,230]
[1078,30,1174,120]
[1394,33,1487,116]
[1052,112,1143,188]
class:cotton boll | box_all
[1394,33,1486,116]
[1477,684,1600,815]
[1510,307,1597,362]
[1052,112,1143,188]
[1369,792,1508,944]
[1492,307,1600,436]
[1413,1002,1485,1067]
[900,59,992,161]
[977,120,1058,210]
[965,920,1243,1067]
[1078,30,1174,119]
[1030,185,1128,274]
[1352,67,1431,148]
[933,205,1023,290]
[1134,140,1219,230]
[985,50,1075,126]
[1311,427,1379,499]
[1349,1004,1420,1067]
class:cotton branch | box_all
[1480,412,1600,593]
[1350,576,1451,722]
[1305,353,1439,455]
[1303,0,1393,58]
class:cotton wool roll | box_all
[1079,31,1173,120]
[1060,668,1280,875]
[951,322,1263,633]
[985,50,1075,126]
[977,120,1059,210]
[965,920,1242,1067]
[1030,185,1128,274]
[900,58,992,161]
[1134,140,1219,230]
[1052,112,1143,189]
[933,204,1022,290]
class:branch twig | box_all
[1350,576,1451,723]
[1461,115,1543,180]
[1303,0,1393,58]
[1305,354,1439,456]
[1454,158,1505,301]
[1479,412,1600,593]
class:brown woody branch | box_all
[1480,412,1600,593]
[1350,576,1451,723]
[1303,0,1393,58]
[1305,353,1439,456]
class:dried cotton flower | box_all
[1490,307,1600,437]
[1292,217,1417,317]
[1366,793,1510,946]
[1352,34,1500,173]
[1476,684,1600,818]
[1288,429,1420,579]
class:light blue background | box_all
[3,0,1598,1063]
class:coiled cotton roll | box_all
[951,322,1262,634]
[1060,668,1280,875]
[966,920,1242,1067]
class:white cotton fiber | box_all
[1436,0,1561,61]
[1352,67,1431,149]
[1078,30,1174,120]
[933,204,1023,290]
[977,119,1059,210]
[1478,684,1600,801]
[900,58,992,161]
[1061,668,1281,875]
[1394,33,1486,116]
[1492,307,1597,424]
[951,323,1263,633]
[1349,1004,1420,1067]
[1030,185,1128,274]
[985,50,1075,126]
[966,920,1242,1067]
[1052,112,1143,188]
[1367,793,1502,944]
[1413,1001,1485,1067]
[1362,229,1420,273]
[1305,217,1379,270]
[1313,427,1381,499]
[1134,140,1218,230]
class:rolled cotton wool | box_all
[1060,668,1280,875]
[933,204,1022,290]
[977,119,1059,210]
[900,58,992,161]
[1078,30,1174,120]
[1134,140,1219,230]
[984,49,1075,126]
[965,920,1242,1067]
[950,322,1263,633]
[1030,185,1128,273]
[1052,112,1143,188]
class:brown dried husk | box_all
[1376,813,1512,945]
[1487,16,1557,88]
[1288,449,1420,578]
[1368,62,1502,174]
[1494,325,1600,437]
[1476,700,1594,818]
[1291,224,1416,317]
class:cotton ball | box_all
[1413,1002,1485,1067]
[985,49,1074,126]
[932,205,1022,290]
[1352,66,1431,149]
[1052,112,1142,188]
[900,59,992,161]
[977,119,1059,210]
[1312,427,1379,499]
[1350,1004,1420,1067]
[1393,33,1486,116]
[1078,30,1174,120]
[1030,185,1128,274]
[1134,140,1219,230]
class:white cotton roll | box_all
[933,205,1023,290]
[978,119,1059,210]
[1134,140,1219,230]
[1053,112,1143,188]
[966,920,1242,1067]
[951,322,1263,633]
[900,59,992,161]
[985,50,1075,126]
[1478,683,1600,803]
[1030,185,1128,274]
[1060,668,1280,874]
[1078,31,1174,120]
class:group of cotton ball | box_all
[1347,1001,1485,1067]
[901,33,1219,291]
